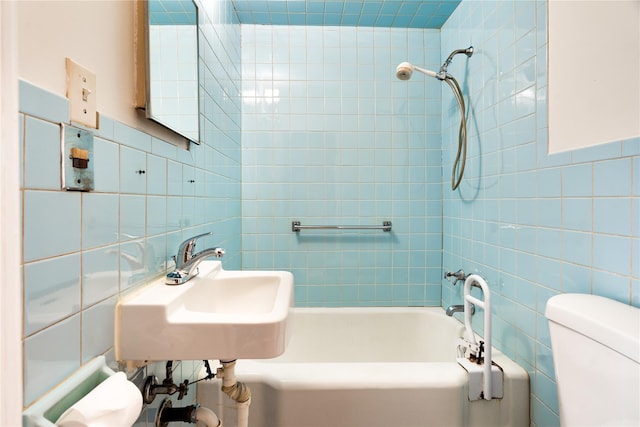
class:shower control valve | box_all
[444,269,467,286]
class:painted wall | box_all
[548,0,640,153]
[18,2,242,423]
[241,25,444,306]
[440,1,639,426]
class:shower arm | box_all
[439,46,474,77]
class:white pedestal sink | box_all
[115,261,294,362]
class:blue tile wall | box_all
[20,0,241,410]
[241,24,443,307]
[440,1,639,426]
[19,0,639,425]
[232,0,462,28]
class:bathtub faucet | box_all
[446,304,475,317]
[166,232,225,285]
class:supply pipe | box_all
[217,360,251,427]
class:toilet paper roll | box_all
[55,372,142,427]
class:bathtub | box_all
[197,307,529,427]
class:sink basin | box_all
[115,261,294,362]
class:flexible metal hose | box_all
[444,75,467,190]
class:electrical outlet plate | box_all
[61,124,94,191]
[66,58,97,128]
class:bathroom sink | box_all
[115,261,294,362]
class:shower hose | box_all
[443,75,467,191]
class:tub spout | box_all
[446,304,475,316]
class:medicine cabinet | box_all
[135,0,200,144]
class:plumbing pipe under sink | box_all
[217,360,251,427]
[196,407,223,427]
[156,399,222,427]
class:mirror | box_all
[135,0,200,144]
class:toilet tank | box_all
[545,294,640,427]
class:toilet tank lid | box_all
[545,294,640,363]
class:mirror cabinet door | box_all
[138,0,200,144]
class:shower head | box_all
[395,62,439,80]
[397,46,473,82]
[395,62,413,80]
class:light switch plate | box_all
[66,58,97,128]
[61,124,94,191]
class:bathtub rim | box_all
[208,305,528,390]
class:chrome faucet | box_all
[445,303,475,317]
[166,232,225,285]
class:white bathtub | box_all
[197,307,530,427]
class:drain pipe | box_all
[156,399,222,427]
[196,406,223,427]
[217,360,251,427]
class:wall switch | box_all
[66,58,97,128]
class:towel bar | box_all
[292,221,392,232]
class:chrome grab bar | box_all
[292,221,392,232]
